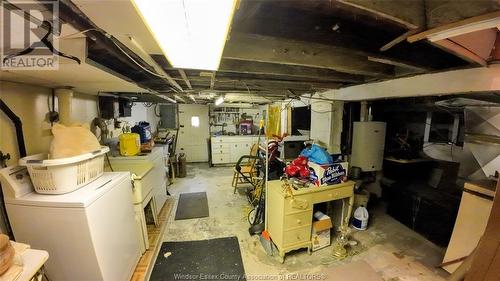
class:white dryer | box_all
[0,167,140,281]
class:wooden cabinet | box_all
[210,136,259,164]
[266,180,355,263]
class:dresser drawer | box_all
[284,195,312,214]
[212,154,230,164]
[211,148,230,154]
[312,185,353,204]
[284,211,312,230]
[212,138,225,143]
[212,143,231,150]
[283,225,311,246]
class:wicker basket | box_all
[19,146,110,194]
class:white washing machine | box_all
[0,167,141,281]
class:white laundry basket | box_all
[19,146,110,194]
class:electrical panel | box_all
[98,96,116,119]
[118,98,132,117]
[99,96,134,119]
[159,104,178,128]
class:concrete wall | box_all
[1,81,161,165]
[0,81,98,165]
[119,102,161,133]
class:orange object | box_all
[261,230,271,241]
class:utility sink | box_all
[110,163,154,204]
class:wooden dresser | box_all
[266,180,355,262]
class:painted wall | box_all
[118,103,161,133]
[0,81,161,165]
[0,81,98,165]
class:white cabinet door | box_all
[230,141,252,163]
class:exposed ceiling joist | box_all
[178,69,192,89]
[380,29,421,52]
[210,72,216,90]
[367,56,432,72]
[212,78,342,90]
[423,1,500,29]
[223,33,394,77]
[218,59,364,83]
[320,65,500,101]
[336,0,425,29]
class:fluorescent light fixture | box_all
[132,0,237,71]
[214,96,224,106]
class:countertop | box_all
[211,135,260,137]
[464,179,498,197]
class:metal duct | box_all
[458,106,500,180]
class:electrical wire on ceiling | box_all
[59,28,99,39]
[65,28,179,93]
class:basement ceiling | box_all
[2,0,498,103]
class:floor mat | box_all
[174,192,209,220]
[150,237,246,281]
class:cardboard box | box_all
[311,211,333,251]
[309,161,349,186]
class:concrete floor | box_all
[163,163,450,281]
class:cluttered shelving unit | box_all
[211,107,241,125]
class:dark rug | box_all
[174,192,209,220]
[150,237,246,281]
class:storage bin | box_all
[19,146,110,194]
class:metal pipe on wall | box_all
[0,99,27,158]
[360,101,368,122]
[55,88,73,125]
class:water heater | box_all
[351,121,386,172]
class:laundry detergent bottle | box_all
[352,206,369,230]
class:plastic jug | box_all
[119,133,141,156]
[352,206,369,230]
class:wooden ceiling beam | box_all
[196,77,343,90]
[335,0,425,29]
[380,29,421,52]
[178,69,192,89]
[223,33,394,77]
[210,72,216,90]
[367,56,432,72]
[218,59,365,83]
